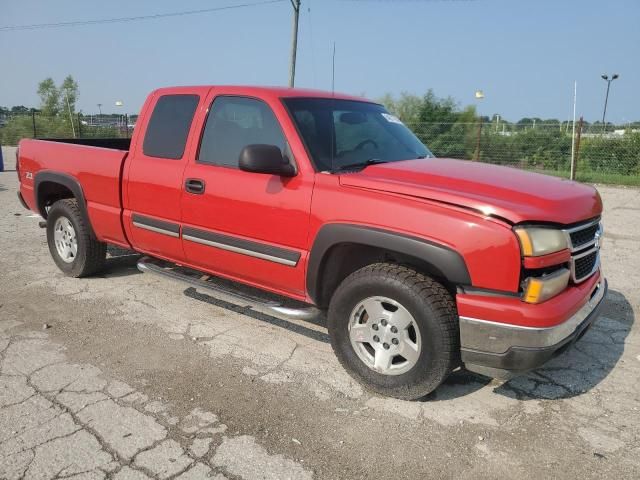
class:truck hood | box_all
[339,158,602,224]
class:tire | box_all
[327,263,459,400]
[46,199,107,277]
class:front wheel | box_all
[46,199,107,277]
[327,263,459,400]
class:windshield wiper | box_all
[334,158,388,172]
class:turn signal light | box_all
[523,269,571,304]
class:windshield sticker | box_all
[381,113,403,125]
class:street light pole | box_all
[474,90,484,161]
[601,74,619,132]
[288,0,301,87]
[115,101,124,136]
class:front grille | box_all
[564,219,601,283]
[569,223,600,250]
[571,249,599,282]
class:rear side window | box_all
[198,96,287,167]
[143,94,199,159]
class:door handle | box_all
[185,178,205,194]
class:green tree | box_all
[11,105,31,114]
[416,90,459,125]
[379,92,422,123]
[37,78,60,116]
[59,75,79,114]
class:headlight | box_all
[515,227,569,257]
[523,268,571,303]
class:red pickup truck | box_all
[16,86,606,399]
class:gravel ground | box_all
[1,146,639,479]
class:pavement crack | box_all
[0,392,37,409]
[67,284,90,298]
[72,397,110,416]
[260,342,301,377]
[23,359,68,382]
[47,462,72,479]
[18,448,36,480]
[23,373,124,468]
[498,382,535,400]
[0,409,66,444]
[532,371,578,395]
[164,460,196,480]
[0,335,17,370]
[128,435,168,463]
[126,286,158,311]
[5,426,84,458]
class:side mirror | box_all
[239,144,296,177]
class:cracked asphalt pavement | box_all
[1,146,639,479]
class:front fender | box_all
[306,223,471,305]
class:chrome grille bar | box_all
[563,219,602,283]
[570,246,600,283]
[563,219,602,252]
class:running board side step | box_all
[136,256,321,321]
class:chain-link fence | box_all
[408,121,640,186]
[1,113,639,185]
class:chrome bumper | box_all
[460,278,606,354]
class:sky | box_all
[1,0,638,123]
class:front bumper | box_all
[460,277,607,378]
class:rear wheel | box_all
[46,199,106,277]
[327,263,459,400]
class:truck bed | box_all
[18,138,130,247]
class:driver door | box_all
[180,90,313,298]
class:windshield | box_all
[282,98,434,172]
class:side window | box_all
[143,94,199,159]
[198,96,287,167]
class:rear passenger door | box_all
[123,90,203,261]
[180,92,314,298]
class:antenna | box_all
[329,41,336,171]
[331,41,336,94]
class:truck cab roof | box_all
[149,85,372,103]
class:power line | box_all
[0,0,286,32]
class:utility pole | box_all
[31,109,37,138]
[115,101,124,136]
[288,0,301,87]
[474,121,483,161]
[601,74,619,132]
[570,81,577,180]
[473,90,484,161]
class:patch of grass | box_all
[575,171,640,187]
